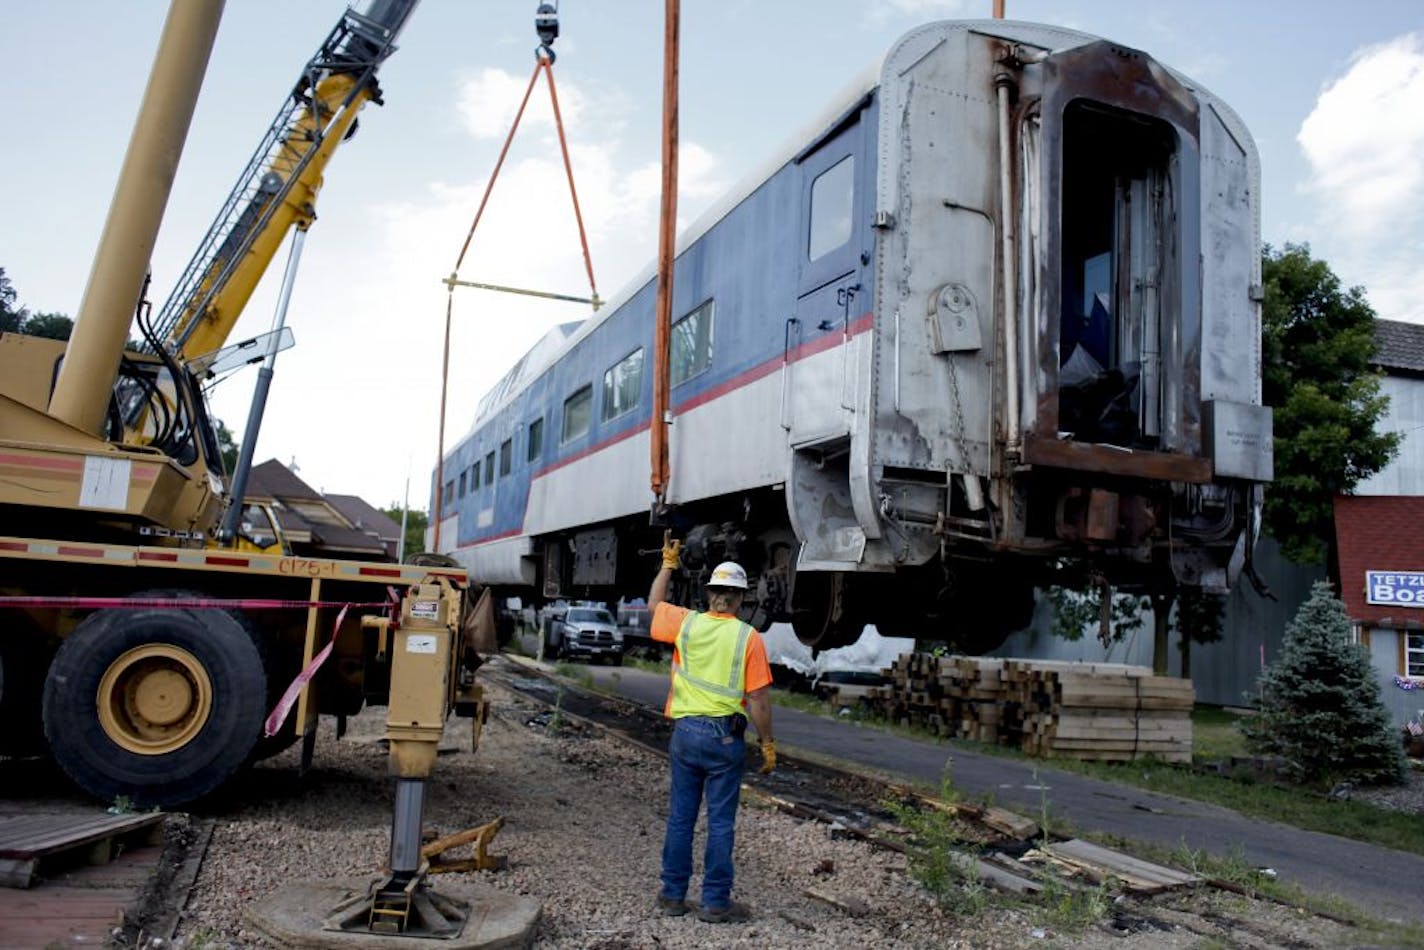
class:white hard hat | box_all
[708,561,749,590]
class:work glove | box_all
[759,739,777,775]
[662,536,682,570]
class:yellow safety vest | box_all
[669,611,752,718]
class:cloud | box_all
[1299,33,1424,227]
[1297,33,1424,322]
[861,0,978,26]
[455,65,591,140]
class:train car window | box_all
[500,439,512,476]
[671,301,714,387]
[602,347,644,421]
[484,450,495,485]
[458,471,466,498]
[808,156,854,261]
[527,417,544,462]
[562,385,593,443]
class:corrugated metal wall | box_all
[989,536,1322,707]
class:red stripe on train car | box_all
[533,423,646,479]
[476,311,877,548]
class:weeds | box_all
[1032,867,1113,931]
[886,761,992,914]
[550,684,567,731]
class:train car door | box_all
[785,109,869,448]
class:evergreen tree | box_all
[1241,581,1404,789]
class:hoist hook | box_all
[535,2,558,62]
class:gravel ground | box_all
[157,657,1401,949]
[1348,764,1424,814]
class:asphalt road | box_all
[573,660,1424,926]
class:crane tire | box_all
[42,605,266,808]
[120,588,298,762]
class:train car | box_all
[431,19,1272,653]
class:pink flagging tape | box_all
[0,596,390,610]
[263,603,353,738]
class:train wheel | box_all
[42,606,265,808]
[791,572,866,650]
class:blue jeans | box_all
[659,715,745,909]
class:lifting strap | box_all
[433,5,600,551]
[446,47,600,306]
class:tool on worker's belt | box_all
[422,817,508,874]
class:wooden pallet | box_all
[0,811,164,889]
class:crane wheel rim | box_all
[96,644,213,756]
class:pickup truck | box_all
[546,605,624,664]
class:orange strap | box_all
[451,53,598,307]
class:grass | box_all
[1191,705,1250,761]
[1045,754,1424,857]
[623,654,670,675]
[887,762,1108,930]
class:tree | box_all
[382,505,427,560]
[1048,574,1223,677]
[1262,244,1398,564]
[0,267,25,332]
[1240,581,1404,789]
[17,311,73,341]
[214,419,239,475]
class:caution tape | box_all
[0,595,391,610]
[263,602,354,739]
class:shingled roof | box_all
[1334,495,1424,629]
[240,459,389,560]
[1374,319,1424,377]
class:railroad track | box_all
[479,656,1203,900]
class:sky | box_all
[3,0,1422,512]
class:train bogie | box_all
[434,20,1270,653]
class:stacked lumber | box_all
[945,657,1007,743]
[863,654,1194,764]
[1011,660,1194,763]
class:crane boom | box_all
[152,0,417,360]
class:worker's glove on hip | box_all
[662,539,682,570]
[758,739,777,775]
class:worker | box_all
[647,538,775,924]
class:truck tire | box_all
[42,605,266,808]
[123,588,297,763]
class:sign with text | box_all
[1366,571,1424,607]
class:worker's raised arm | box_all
[648,536,681,612]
